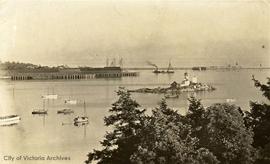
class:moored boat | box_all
[74,116,88,124]
[57,108,74,114]
[0,115,21,126]
[74,101,89,124]
[65,99,77,105]
[32,109,47,115]
[32,99,47,115]
[166,61,174,73]
[42,94,58,100]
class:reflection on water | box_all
[0,69,269,163]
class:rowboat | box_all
[57,108,74,114]
[0,115,21,126]
[32,109,47,115]
[32,99,48,115]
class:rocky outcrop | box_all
[128,82,215,94]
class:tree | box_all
[244,77,270,163]
[201,103,257,164]
[186,96,206,140]
[130,99,219,164]
[86,88,146,164]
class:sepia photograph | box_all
[0,0,269,163]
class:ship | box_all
[153,62,174,74]
[0,115,21,126]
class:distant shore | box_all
[123,67,270,70]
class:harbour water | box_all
[0,69,269,164]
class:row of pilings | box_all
[10,72,138,80]
[10,73,96,80]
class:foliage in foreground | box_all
[86,86,256,164]
[244,77,270,163]
[86,77,270,164]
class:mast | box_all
[84,101,87,116]
[43,99,45,110]
[119,57,123,68]
[106,57,109,67]
[168,61,172,71]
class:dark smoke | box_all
[146,61,158,68]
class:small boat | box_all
[57,108,74,114]
[32,109,47,115]
[152,61,174,74]
[74,116,88,124]
[32,99,47,115]
[65,99,77,105]
[167,70,174,73]
[74,121,88,127]
[74,101,88,124]
[0,115,21,126]
[226,98,236,103]
[42,94,58,100]
[166,61,174,73]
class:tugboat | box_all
[32,99,47,115]
[57,108,74,115]
[153,61,174,74]
[0,115,21,126]
[153,67,162,73]
[74,101,88,125]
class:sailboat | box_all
[32,99,47,115]
[42,88,58,100]
[166,61,174,73]
[64,88,77,105]
[74,101,88,125]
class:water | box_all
[0,69,269,164]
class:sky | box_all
[0,0,269,67]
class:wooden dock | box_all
[9,69,139,81]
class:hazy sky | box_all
[0,0,269,67]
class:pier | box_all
[9,67,139,81]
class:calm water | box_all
[0,69,269,164]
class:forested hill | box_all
[0,61,68,73]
